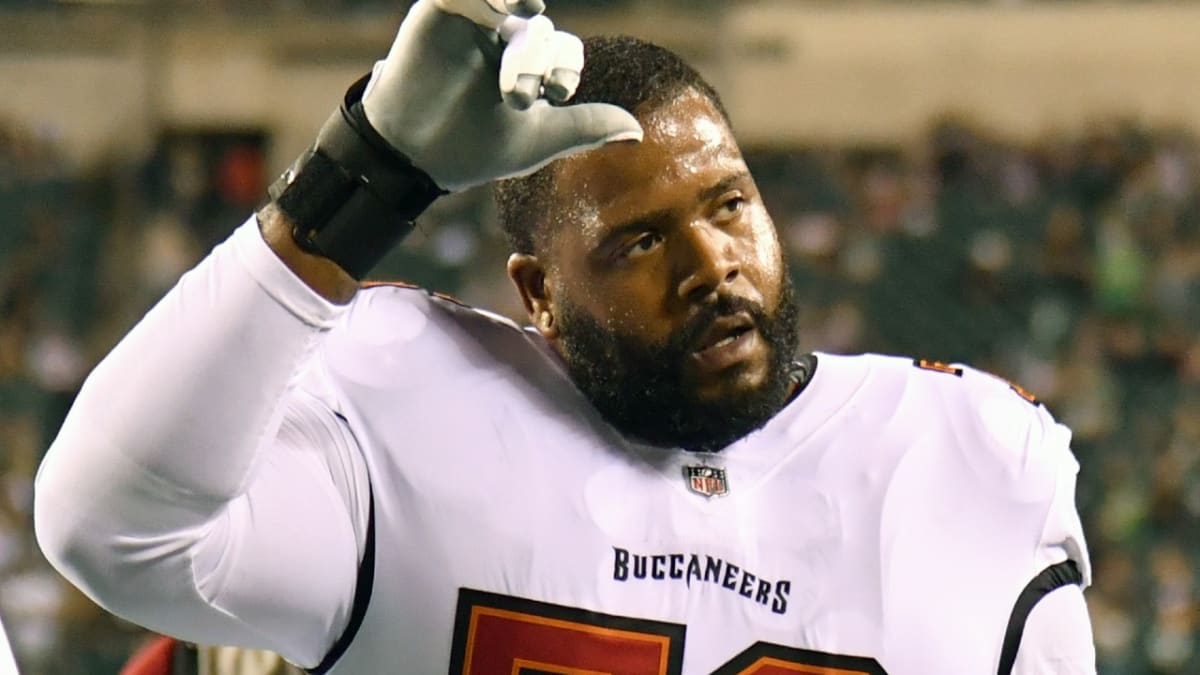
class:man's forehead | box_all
[551,90,744,215]
[638,91,732,155]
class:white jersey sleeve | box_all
[1012,585,1096,674]
[33,218,369,668]
[939,363,1095,674]
[1012,390,1096,674]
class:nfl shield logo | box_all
[683,465,729,498]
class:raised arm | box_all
[33,214,360,666]
[34,0,640,666]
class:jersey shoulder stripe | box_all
[309,485,376,675]
[996,560,1085,675]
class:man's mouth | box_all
[690,312,759,372]
[693,312,755,352]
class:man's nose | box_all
[675,222,740,303]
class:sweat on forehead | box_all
[558,93,739,211]
[532,90,737,257]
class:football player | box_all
[34,0,1095,672]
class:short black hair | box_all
[493,35,729,256]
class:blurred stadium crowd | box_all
[0,106,1197,672]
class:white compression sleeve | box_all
[34,218,364,667]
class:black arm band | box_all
[269,73,447,279]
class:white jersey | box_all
[308,285,1090,674]
[34,219,1094,675]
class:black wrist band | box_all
[268,73,447,279]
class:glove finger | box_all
[542,31,583,104]
[525,102,644,167]
[507,75,543,110]
[499,15,554,110]
[496,13,528,42]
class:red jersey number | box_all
[449,589,886,674]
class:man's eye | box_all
[716,196,745,221]
[620,233,663,259]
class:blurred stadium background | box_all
[0,0,1197,672]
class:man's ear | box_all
[507,253,558,339]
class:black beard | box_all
[556,277,801,452]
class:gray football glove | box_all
[362,0,644,192]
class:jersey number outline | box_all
[912,358,1041,406]
[449,588,887,674]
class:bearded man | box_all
[35,1,1094,672]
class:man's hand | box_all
[362,0,643,192]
